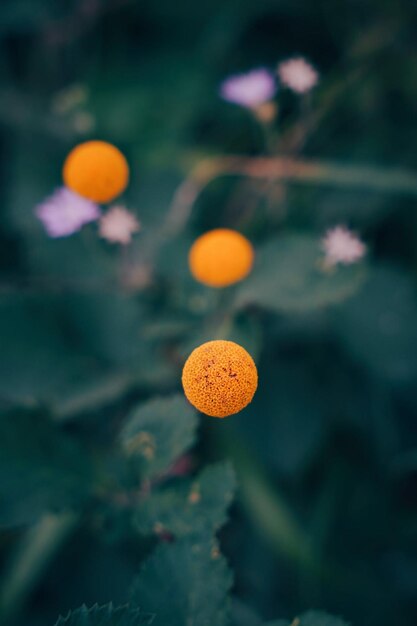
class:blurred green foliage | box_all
[2,1,417,626]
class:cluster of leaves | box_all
[0,394,351,626]
[55,605,348,626]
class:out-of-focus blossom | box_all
[220,68,277,108]
[321,226,366,267]
[73,111,96,134]
[35,187,100,238]
[277,57,319,93]
[51,83,88,115]
[253,101,277,123]
[122,264,153,291]
[99,206,141,245]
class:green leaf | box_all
[130,536,233,626]
[120,395,198,478]
[235,235,366,313]
[239,360,325,476]
[0,408,91,528]
[332,265,417,382]
[264,612,349,626]
[55,603,154,626]
[298,611,350,626]
[135,462,236,538]
[0,293,92,404]
[231,598,264,626]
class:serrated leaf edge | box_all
[54,602,155,626]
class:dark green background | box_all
[1,1,417,626]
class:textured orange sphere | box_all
[63,140,129,203]
[182,340,258,418]
[189,229,254,287]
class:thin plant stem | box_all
[0,512,79,624]
[163,155,417,240]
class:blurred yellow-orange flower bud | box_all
[182,340,258,418]
[63,140,129,203]
[189,228,254,287]
[253,101,277,123]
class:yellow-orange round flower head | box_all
[63,140,129,203]
[182,340,258,418]
[189,228,254,287]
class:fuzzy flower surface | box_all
[321,226,366,267]
[99,206,141,245]
[36,187,100,238]
[182,340,258,418]
[277,57,319,93]
[220,68,276,108]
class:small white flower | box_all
[322,226,366,267]
[99,206,140,245]
[277,57,318,94]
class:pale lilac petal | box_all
[220,68,277,108]
[99,206,141,245]
[36,187,100,238]
[278,57,319,94]
[322,226,366,267]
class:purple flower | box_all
[220,68,277,108]
[36,187,100,238]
